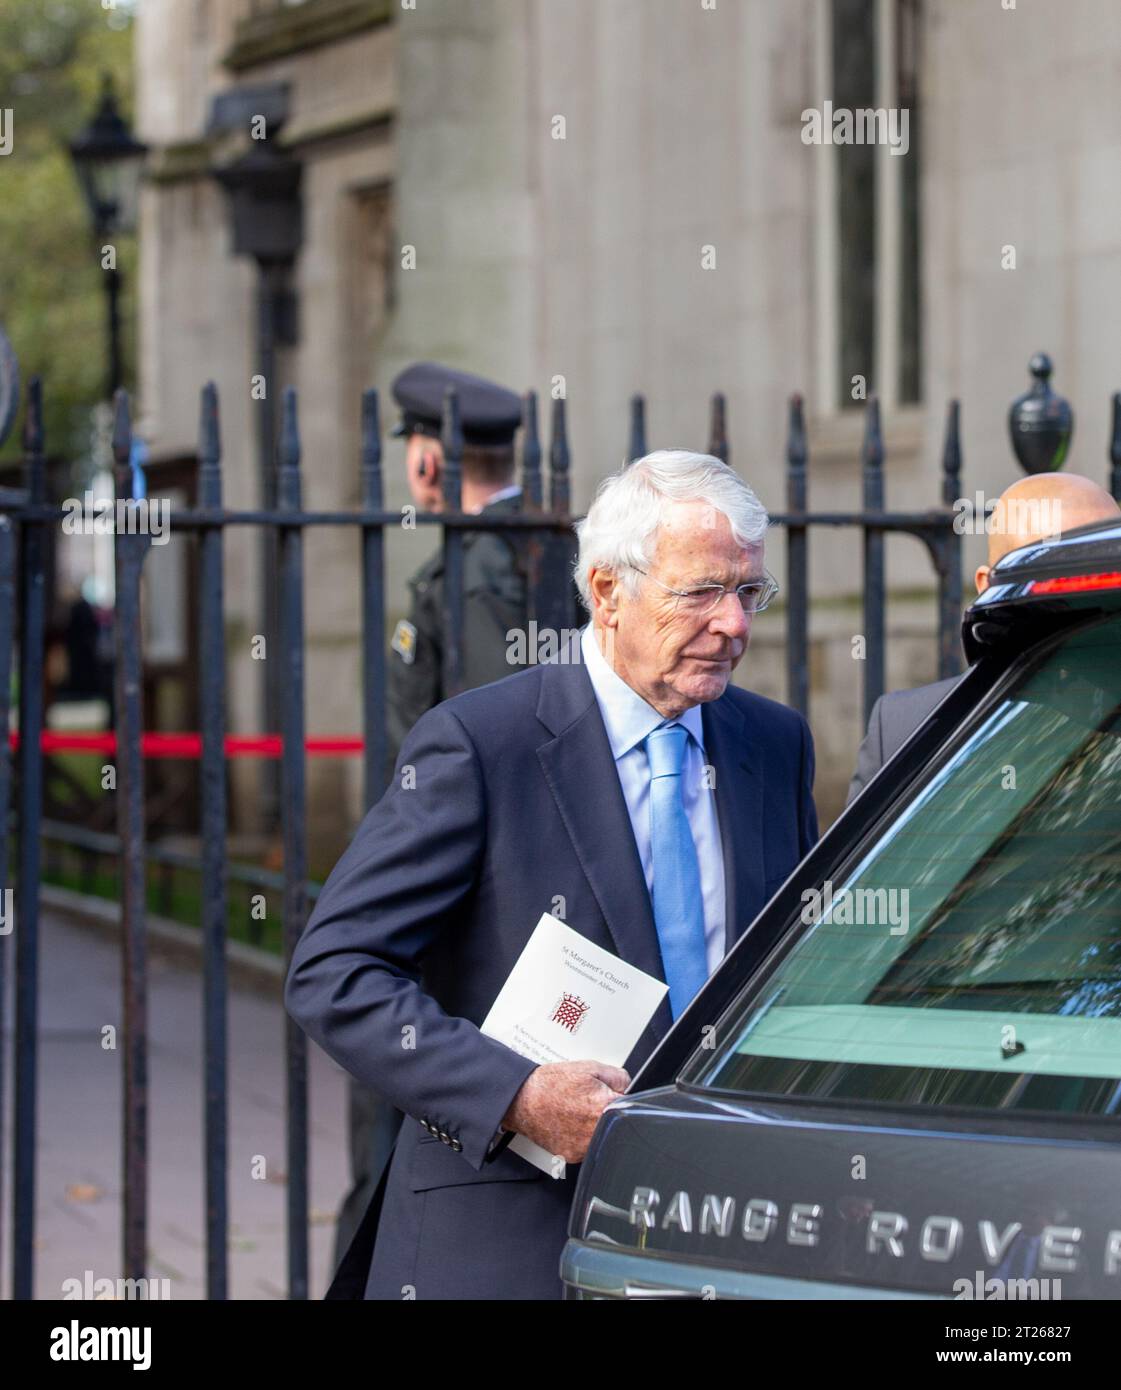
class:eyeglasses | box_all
[630,565,779,616]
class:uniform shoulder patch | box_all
[391,618,418,665]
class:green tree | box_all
[0,0,136,467]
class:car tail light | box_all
[1028,571,1121,595]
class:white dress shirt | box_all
[579,623,726,977]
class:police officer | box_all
[333,361,529,1269]
[384,362,528,766]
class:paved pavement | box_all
[0,905,352,1300]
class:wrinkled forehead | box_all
[651,500,764,578]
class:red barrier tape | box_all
[7,732,365,759]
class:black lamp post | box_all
[69,73,148,400]
[212,145,303,507]
[210,87,303,835]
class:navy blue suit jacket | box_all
[284,649,818,1300]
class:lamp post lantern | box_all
[68,73,148,400]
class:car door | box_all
[565,612,1121,1298]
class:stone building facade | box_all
[134,0,1121,847]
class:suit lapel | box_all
[702,695,766,954]
[536,663,662,977]
[533,653,773,1054]
[535,655,673,1041]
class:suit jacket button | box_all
[451,1139,463,1152]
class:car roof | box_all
[987,515,1121,583]
[963,515,1121,663]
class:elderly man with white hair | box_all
[286,450,819,1301]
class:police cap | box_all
[390,362,522,447]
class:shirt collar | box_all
[580,623,705,760]
[470,484,522,515]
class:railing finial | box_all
[549,396,570,514]
[198,382,222,508]
[627,394,646,465]
[360,388,382,511]
[440,385,462,511]
[520,390,542,509]
[707,392,728,465]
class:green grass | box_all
[32,843,301,957]
[50,751,108,800]
[37,745,319,954]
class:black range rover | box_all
[562,519,1121,1300]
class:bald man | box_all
[845,473,1120,805]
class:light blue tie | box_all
[645,724,709,1019]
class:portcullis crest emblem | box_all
[551,992,590,1034]
[391,618,418,665]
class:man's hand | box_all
[501,1060,630,1164]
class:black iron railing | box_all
[17,359,1112,1299]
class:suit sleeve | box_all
[284,702,537,1171]
[798,713,819,857]
[846,695,885,807]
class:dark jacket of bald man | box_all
[845,675,963,806]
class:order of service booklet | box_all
[479,912,669,1179]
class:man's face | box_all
[405,434,444,511]
[592,500,764,717]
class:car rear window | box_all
[691,614,1121,1117]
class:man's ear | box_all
[589,567,620,622]
[425,447,442,490]
[974,564,991,595]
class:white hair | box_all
[573,449,769,611]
